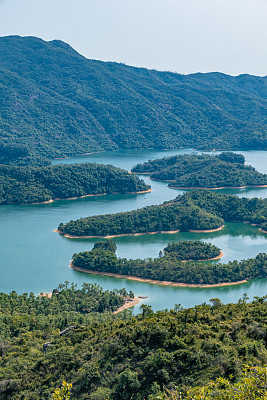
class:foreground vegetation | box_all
[152,365,267,399]
[1,36,267,165]
[2,290,267,399]
[0,282,131,338]
[58,190,267,237]
[0,163,150,204]
[72,240,267,285]
[132,152,267,188]
[52,366,267,400]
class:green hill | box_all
[0,36,267,164]
[0,163,150,204]
[132,152,267,188]
[72,241,267,285]
[58,190,267,237]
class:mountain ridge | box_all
[0,35,266,164]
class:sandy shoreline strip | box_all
[181,251,224,262]
[113,297,141,314]
[29,188,152,205]
[205,251,224,261]
[259,228,267,234]
[70,263,247,288]
[189,225,225,233]
[56,225,226,239]
[56,229,181,238]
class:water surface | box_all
[1,148,267,313]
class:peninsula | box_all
[0,163,150,204]
[131,152,267,189]
[57,190,267,237]
[71,240,267,286]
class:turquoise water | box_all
[1,149,267,313]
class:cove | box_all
[0,148,267,313]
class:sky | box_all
[0,0,266,76]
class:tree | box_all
[113,369,141,400]
[52,381,72,400]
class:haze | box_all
[0,0,266,76]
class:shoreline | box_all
[53,151,97,160]
[181,250,224,262]
[56,229,181,239]
[70,263,247,288]
[56,225,225,239]
[38,290,141,313]
[189,225,225,233]
[113,297,141,314]
[205,250,224,261]
[29,188,152,205]
[259,228,267,234]
[132,172,267,190]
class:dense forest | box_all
[2,289,267,399]
[163,240,221,260]
[132,152,267,188]
[0,163,150,204]
[186,190,267,228]
[58,197,223,237]
[58,190,267,237]
[72,241,267,285]
[0,282,131,329]
[0,36,267,165]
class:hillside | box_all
[0,36,267,164]
[1,292,267,399]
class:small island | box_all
[0,163,151,204]
[131,152,267,189]
[71,240,267,286]
[163,240,222,261]
[58,190,267,237]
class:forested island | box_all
[163,240,222,261]
[0,163,150,204]
[2,284,267,399]
[132,152,267,189]
[58,190,267,237]
[71,240,266,286]
[0,36,267,166]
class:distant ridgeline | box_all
[58,190,267,236]
[0,163,150,204]
[72,240,267,285]
[0,36,267,165]
[132,152,267,188]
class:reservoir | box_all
[1,149,267,312]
